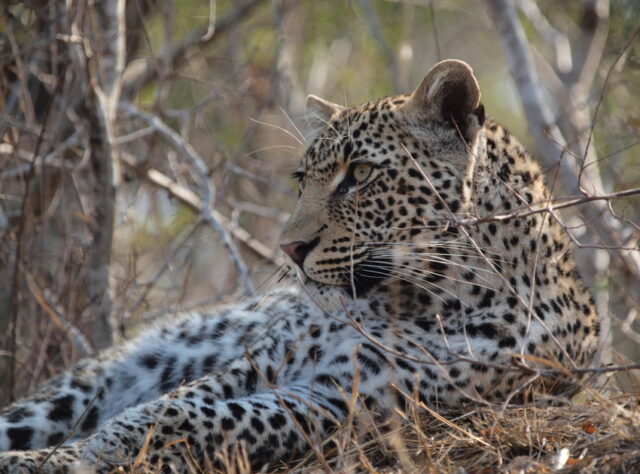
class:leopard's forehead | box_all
[302,95,411,182]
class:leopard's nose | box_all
[280,238,319,268]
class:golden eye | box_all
[352,163,373,183]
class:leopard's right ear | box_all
[304,95,345,141]
[405,59,484,142]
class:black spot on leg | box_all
[292,411,311,434]
[160,356,177,392]
[477,323,497,339]
[238,428,257,445]
[47,432,64,447]
[48,395,75,422]
[222,384,234,399]
[251,417,265,434]
[326,397,349,415]
[7,426,33,450]
[140,354,159,369]
[268,413,287,430]
[245,367,258,392]
[221,417,235,430]
[202,354,217,372]
[80,406,99,432]
[498,336,517,348]
[228,402,246,421]
[5,407,33,423]
[178,419,195,432]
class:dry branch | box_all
[483,0,640,363]
[78,0,126,351]
[120,102,255,292]
[121,0,265,99]
[119,154,282,267]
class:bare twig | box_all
[483,0,640,362]
[516,0,572,72]
[78,0,127,350]
[119,152,282,267]
[24,273,93,358]
[357,0,401,92]
[451,187,640,228]
[120,102,254,292]
[121,0,264,99]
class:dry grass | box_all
[282,395,640,473]
[118,382,640,473]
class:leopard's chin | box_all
[295,280,350,312]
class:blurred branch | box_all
[120,153,282,266]
[120,102,255,292]
[121,0,264,99]
[569,0,610,91]
[73,0,127,351]
[429,0,442,62]
[119,220,204,331]
[0,22,65,402]
[0,129,84,179]
[483,0,640,365]
[25,273,93,359]
[516,0,572,73]
[274,0,306,112]
[202,0,217,42]
[358,0,400,92]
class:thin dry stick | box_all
[121,0,264,99]
[449,188,640,228]
[120,102,254,292]
[2,64,63,403]
[38,387,104,469]
[484,0,640,310]
[130,162,283,266]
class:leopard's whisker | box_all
[387,260,496,287]
[368,247,509,264]
[245,145,301,156]
[365,249,506,269]
[366,242,504,258]
[366,250,506,268]
[278,105,307,143]
[355,264,468,304]
[356,268,449,305]
[357,263,491,300]
[248,117,304,145]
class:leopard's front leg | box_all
[77,384,340,472]
[0,309,328,472]
[0,289,296,452]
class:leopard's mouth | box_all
[347,255,393,295]
[299,254,393,297]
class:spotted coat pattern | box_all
[0,60,598,473]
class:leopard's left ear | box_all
[406,59,485,142]
[304,95,345,141]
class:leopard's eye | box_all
[352,163,373,183]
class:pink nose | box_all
[280,241,312,268]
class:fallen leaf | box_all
[581,421,597,434]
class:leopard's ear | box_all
[406,59,484,141]
[304,95,345,141]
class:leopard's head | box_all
[280,60,486,307]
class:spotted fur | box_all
[0,60,598,473]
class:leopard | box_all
[0,59,599,473]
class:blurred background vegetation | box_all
[1,0,639,405]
